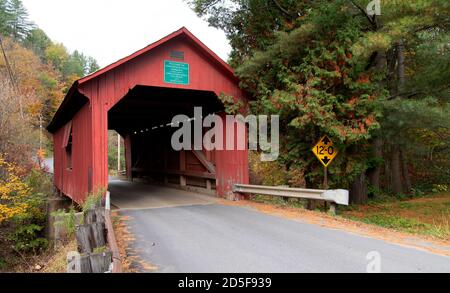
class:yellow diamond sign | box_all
[312,136,337,167]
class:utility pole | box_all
[39,114,43,151]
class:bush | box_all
[432,184,448,193]
[81,188,105,212]
[0,155,51,254]
[249,151,288,186]
[9,224,48,253]
[51,206,77,238]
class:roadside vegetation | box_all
[0,0,449,271]
[340,191,450,240]
[0,155,53,271]
[249,190,450,241]
[191,0,450,203]
[190,1,449,239]
[0,0,99,271]
[108,130,126,176]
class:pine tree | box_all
[191,0,450,202]
[7,0,33,39]
[0,0,12,36]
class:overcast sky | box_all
[21,0,231,67]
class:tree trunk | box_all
[400,150,412,193]
[365,51,386,194]
[386,48,398,95]
[350,173,368,204]
[384,156,391,191]
[390,145,403,195]
[367,137,382,190]
[391,40,407,196]
[397,40,406,94]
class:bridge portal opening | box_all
[107,85,224,206]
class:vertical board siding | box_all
[53,103,92,202]
[53,32,249,203]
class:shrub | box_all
[9,224,48,253]
[51,206,77,238]
[249,151,288,186]
[0,155,33,223]
[0,155,50,253]
[432,184,448,193]
[81,188,106,212]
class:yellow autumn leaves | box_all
[0,155,32,223]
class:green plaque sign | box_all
[164,60,189,85]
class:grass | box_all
[340,192,450,240]
[41,240,77,273]
[250,191,450,240]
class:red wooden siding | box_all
[53,103,93,202]
[49,27,249,203]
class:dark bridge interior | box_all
[108,85,224,192]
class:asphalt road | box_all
[120,204,450,273]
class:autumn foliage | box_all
[0,154,30,223]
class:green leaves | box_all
[192,0,450,192]
[0,0,33,40]
[9,224,48,253]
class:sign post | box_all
[312,136,338,214]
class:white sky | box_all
[21,0,231,67]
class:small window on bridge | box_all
[63,122,73,170]
[66,140,72,170]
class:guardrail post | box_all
[329,203,337,215]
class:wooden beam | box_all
[132,167,216,180]
[191,150,216,174]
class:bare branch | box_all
[349,0,377,29]
[272,0,292,17]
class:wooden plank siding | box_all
[50,27,249,203]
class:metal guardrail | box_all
[233,184,349,206]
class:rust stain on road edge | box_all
[219,199,450,257]
[112,211,158,272]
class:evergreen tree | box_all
[24,28,51,59]
[87,56,100,74]
[0,0,12,36]
[6,0,33,39]
[191,0,450,202]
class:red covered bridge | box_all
[47,27,249,203]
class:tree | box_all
[24,28,52,59]
[0,0,12,36]
[63,50,87,78]
[44,43,69,73]
[87,56,100,74]
[0,154,31,223]
[349,0,450,195]
[191,0,450,203]
[236,1,384,203]
[0,0,33,40]
[188,0,303,67]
